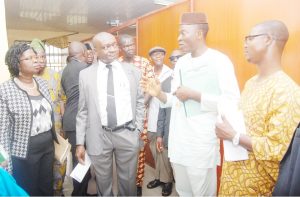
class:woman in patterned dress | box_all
[0,43,57,195]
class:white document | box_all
[218,101,249,161]
[0,145,9,163]
[70,152,91,182]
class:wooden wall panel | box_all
[194,0,300,89]
[137,1,190,64]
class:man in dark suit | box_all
[154,76,174,196]
[61,41,89,196]
[273,124,300,196]
[75,32,144,196]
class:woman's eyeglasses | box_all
[20,55,46,62]
[19,56,38,62]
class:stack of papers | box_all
[54,134,71,164]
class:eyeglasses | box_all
[169,55,182,61]
[244,34,268,42]
[19,56,38,62]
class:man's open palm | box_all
[140,77,161,97]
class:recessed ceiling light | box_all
[154,0,177,6]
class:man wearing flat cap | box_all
[146,46,174,196]
[141,12,240,196]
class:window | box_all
[14,40,68,72]
[45,44,68,72]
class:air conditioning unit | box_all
[106,19,121,27]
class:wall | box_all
[194,0,300,88]
[0,0,9,83]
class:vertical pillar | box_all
[0,0,9,83]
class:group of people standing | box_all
[1,11,300,197]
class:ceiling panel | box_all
[4,0,179,34]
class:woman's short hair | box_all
[5,43,31,77]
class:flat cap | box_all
[30,38,45,52]
[148,46,166,56]
[180,12,208,25]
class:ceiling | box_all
[5,0,180,43]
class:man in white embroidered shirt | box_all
[141,12,240,196]
[76,32,144,196]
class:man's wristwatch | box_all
[232,132,240,146]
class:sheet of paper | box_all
[70,152,91,182]
[180,64,221,117]
[0,145,9,163]
[218,101,249,161]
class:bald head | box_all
[118,34,134,46]
[68,41,86,57]
[92,32,116,46]
[92,32,119,64]
[118,34,136,59]
[254,20,289,49]
[244,20,289,67]
[68,41,87,63]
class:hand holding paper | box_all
[76,145,86,165]
[174,86,201,102]
[216,101,249,161]
[215,116,237,141]
[70,152,91,183]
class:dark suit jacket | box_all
[61,59,87,131]
[273,123,300,196]
[156,76,172,148]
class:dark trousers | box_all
[66,130,91,196]
[12,131,54,196]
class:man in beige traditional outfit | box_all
[216,20,300,196]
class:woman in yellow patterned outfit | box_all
[216,20,300,196]
[31,39,66,196]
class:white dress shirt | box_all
[161,48,240,168]
[147,65,173,133]
[97,60,133,126]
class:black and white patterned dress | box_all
[0,77,56,173]
[29,95,52,136]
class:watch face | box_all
[233,138,238,146]
[232,133,240,146]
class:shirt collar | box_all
[98,59,120,70]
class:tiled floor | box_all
[63,164,178,196]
